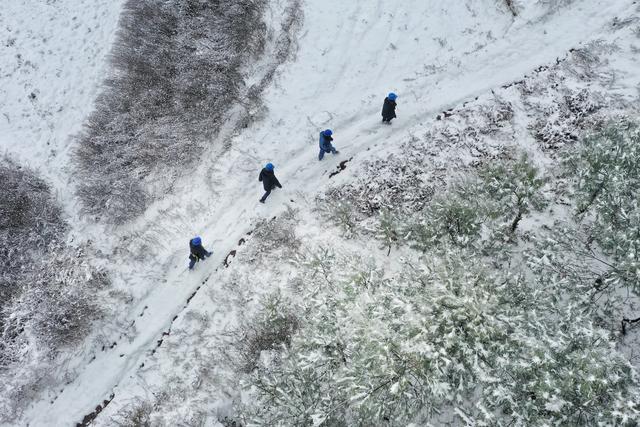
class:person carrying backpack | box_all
[318,129,339,161]
[258,162,282,203]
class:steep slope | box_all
[3,0,639,425]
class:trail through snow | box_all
[8,0,638,425]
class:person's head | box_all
[265,163,274,171]
[323,129,333,137]
[192,236,202,246]
[388,92,398,101]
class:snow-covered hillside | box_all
[1,0,640,425]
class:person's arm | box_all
[258,171,263,182]
[275,176,282,188]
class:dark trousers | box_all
[319,146,337,160]
[189,251,212,269]
[260,189,272,202]
[261,184,279,202]
[382,116,394,123]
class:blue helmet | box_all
[192,236,202,246]
[388,92,398,101]
[323,129,333,136]
[265,163,274,171]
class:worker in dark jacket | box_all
[318,129,339,161]
[381,92,398,124]
[258,162,282,203]
[189,236,212,270]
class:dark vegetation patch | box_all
[0,158,109,422]
[77,392,115,427]
[74,0,268,224]
[328,157,353,178]
[231,291,300,373]
[240,207,301,262]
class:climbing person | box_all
[381,92,398,124]
[189,236,212,270]
[318,129,339,161]
[258,162,282,203]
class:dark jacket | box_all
[381,97,397,120]
[190,239,209,260]
[319,132,334,152]
[259,168,282,191]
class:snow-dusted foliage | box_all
[237,129,639,424]
[0,159,109,422]
[232,290,299,373]
[569,121,640,295]
[241,205,301,263]
[74,0,268,224]
[530,121,640,332]
[242,248,639,426]
[382,154,546,251]
[0,157,65,302]
[321,141,436,218]
[407,188,483,250]
[476,154,547,235]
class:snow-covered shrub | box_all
[1,251,108,421]
[243,250,640,426]
[74,0,268,224]
[527,221,627,332]
[564,121,640,294]
[375,208,402,255]
[0,158,65,359]
[476,153,547,236]
[0,157,66,301]
[530,87,605,151]
[111,398,154,426]
[457,96,514,136]
[0,159,109,422]
[233,290,299,373]
[25,247,106,348]
[316,198,359,238]
[323,143,435,217]
[565,41,619,83]
[243,205,301,262]
[403,154,546,253]
[407,190,482,251]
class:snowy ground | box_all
[2,0,640,425]
[0,0,123,201]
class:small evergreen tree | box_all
[566,121,640,293]
[477,153,547,236]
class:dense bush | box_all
[0,158,65,302]
[567,121,640,292]
[243,249,639,426]
[241,205,301,264]
[74,0,268,223]
[0,159,109,422]
[322,144,435,218]
[527,121,640,333]
[233,291,300,373]
[404,154,546,252]
[476,154,547,235]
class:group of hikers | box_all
[188,92,398,269]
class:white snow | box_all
[0,0,123,197]
[2,0,639,425]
